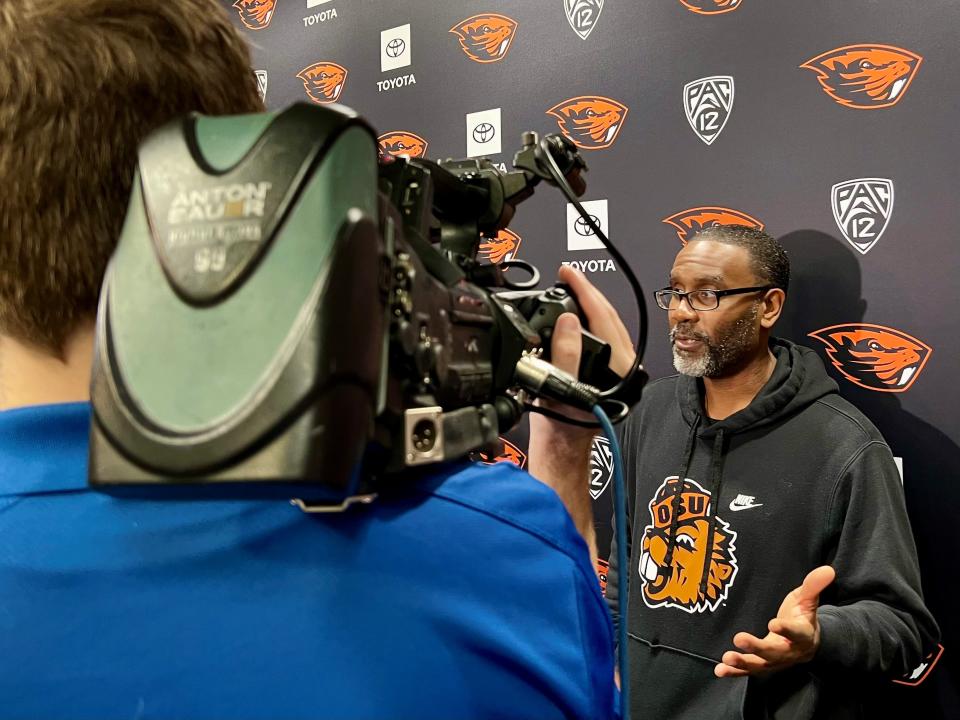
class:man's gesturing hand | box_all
[714,566,836,678]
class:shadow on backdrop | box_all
[778,230,959,719]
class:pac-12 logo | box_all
[809,324,932,393]
[662,207,763,244]
[232,0,277,30]
[678,0,742,13]
[297,62,347,104]
[473,437,527,468]
[546,96,628,150]
[450,14,518,63]
[684,76,734,145]
[831,178,893,255]
[254,70,268,103]
[377,131,428,159]
[639,477,738,613]
[564,0,604,40]
[801,45,922,110]
[589,435,614,500]
[478,229,522,264]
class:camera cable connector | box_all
[515,351,600,412]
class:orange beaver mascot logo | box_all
[662,207,763,244]
[801,45,922,110]
[473,437,527,468]
[297,62,347,104]
[478,229,522,265]
[450,14,518,64]
[808,324,932,393]
[546,96,628,150]
[232,0,277,30]
[639,477,738,613]
[378,132,428,159]
[678,0,742,14]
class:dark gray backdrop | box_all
[224,1,958,714]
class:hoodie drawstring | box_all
[697,429,727,600]
[662,414,700,571]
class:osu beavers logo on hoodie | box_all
[639,477,738,613]
[801,45,922,110]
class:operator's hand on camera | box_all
[527,310,598,561]
[527,266,636,567]
[532,265,638,449]
[558,264,636,378]
[714,566,836,678]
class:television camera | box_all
[88,102,647,503]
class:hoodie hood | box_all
[677,337,839,437]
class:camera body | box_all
[89,102,620,500]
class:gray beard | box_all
[671,304,760,378]
[672,344,711,377]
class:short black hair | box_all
[689,225,790,293]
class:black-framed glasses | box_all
[654,285,773,311]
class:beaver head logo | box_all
[801,45,922,110]
[678,0,742,13]
[639,477,738,613]
[297,62,347,104]
[478,229,522,264]
[473,437,527,468]
[377,131,428,159]
[809,324,932,393]
[546,96,628,150]
[450,14,518,63]
[662,207,764,244]
[232,0,277,30]
[597,558,610,595]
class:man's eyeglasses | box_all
[654,285,773,311]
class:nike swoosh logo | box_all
[728,501,763,512]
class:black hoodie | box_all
[606,339,939,719]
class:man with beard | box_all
[536,226,938,719]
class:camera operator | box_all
[0,1,620,718]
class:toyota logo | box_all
[574,215,601,236]
[472,122,496,144]
[385,38,406,58]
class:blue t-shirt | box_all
[0,403,616,720]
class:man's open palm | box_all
[715,566,836,678]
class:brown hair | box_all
[0,0,264,355]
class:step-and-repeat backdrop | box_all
[224,1,957,713]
